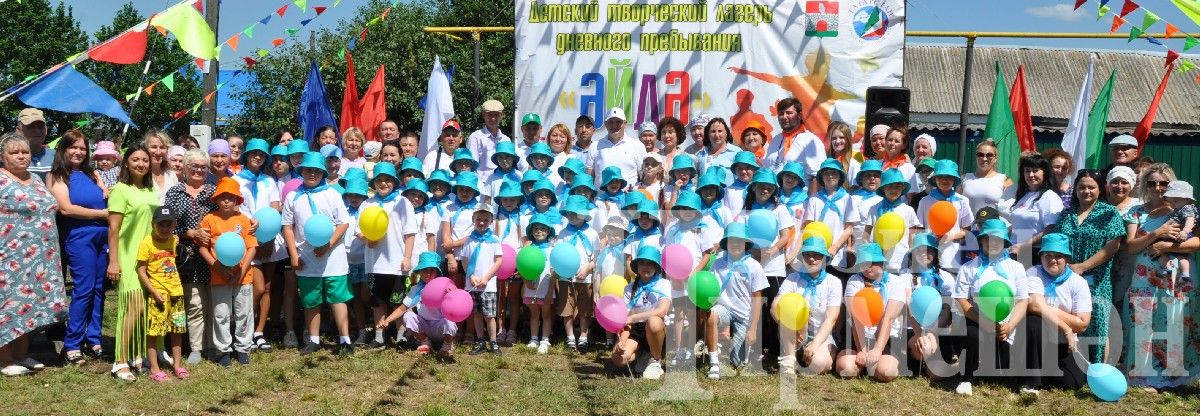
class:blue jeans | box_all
[713,305,751,367]
[63,226,108,351]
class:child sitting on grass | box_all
[378,252,458,356]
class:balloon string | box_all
[1072,348,1092,366]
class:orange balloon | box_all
[851,287,884,327]
[927,201,957,237]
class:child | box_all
[342,177,371,347]
[665,191,721,365]
[427,169,454,218]
[281,151,354,356]
[450,148,478,175]
[907,158,938,206]
[906,233,957,372]
[526,142,556,186]
[364,163,418,349]
[697,172,732,230]
[521,179,564,235]
[520,170,545,201]
[200,178,259,366]
[377,252,458,356]
[837,243,910,382]
[778,162,809,253]
[702,223,768,379]
[287,139,308,171]
[724,151,759,219]
[558,195,600,352]
[399,157,425,187]
[1159,180,1196,291]
[137,207,189,381]
[850,160,883,248]
[596,167,626,230]
[637,154,664,203]
[493,180,526,345]
[776,237,842,376]
[232,138,283,352]
[611,246,672,380]
[661,154,697,220]
[270,144,302,348]
[94,140,120,189]
[597,215,630,350]
[916,160,974,272]
[863,169,922,272]
[403,180,441,284]
[320,145,344,192]
[556,157,587,198]
[486,141,522,204]
[524,214,558,353]
[799,158,857,272]
[624,199,663,276]
[442,171,484,288]
[462,205,504,355]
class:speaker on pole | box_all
[865,86,910,130]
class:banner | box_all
[514,0,905,144]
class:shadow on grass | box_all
[366,353,435,412]
[570,351,620,416]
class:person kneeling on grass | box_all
[836,243,911,383]
[1020,233,1091,395]
[611,246,672,379]
[378,252,457,356]
[702,223,768,379]
[137,207,190,382]
[775,237,842,376]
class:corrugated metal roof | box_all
[904,44,1200,134]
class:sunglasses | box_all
[976,152,997,159]
[1148,180,1171,188]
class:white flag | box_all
[419,56,455,161]
[1061,54,1095,183]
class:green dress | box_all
[108,183,158,363]
[1053,201,1126,363]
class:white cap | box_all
[1106,165,1136,185]
[1165,180,1195,201]
[363,141,382,159]
[606,107,626,122]
[1109,134,1138,147]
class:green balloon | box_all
[687,271,721,310]
[516,245,547,281]
[977,280,1015,322]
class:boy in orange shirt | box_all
[200,177,258,367]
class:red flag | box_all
[89,29,148,64]
[340,51,361,137]
[243,57,257,69]
[271,38,284,48]
[357,65,388,142]
[1111,15,1126,33]
[193,0,202,13]
[1133,63,1173,151]
[1166,50,1180,68]
[314,6,327,15]
[1009,66,1037,153]
[276,5,288,17]
[1074,0,1087,10]
[1119,0,1139,17]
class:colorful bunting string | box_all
[1083,0,1200,83]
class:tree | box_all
[0,0,88,134]
[229,0,516,142]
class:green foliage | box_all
[0,0,88,133]
[229,0,515,141]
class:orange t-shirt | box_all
[200,211,256,285]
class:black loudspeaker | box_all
[865,86,910,129]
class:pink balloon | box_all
[661,244,694,281]
[498,244,517,280]
[281,178,302,201]
[441,289,474,323]
[595,295,629,334]
[421,277,455,309]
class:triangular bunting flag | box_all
[359,28,368,41]
[74,120,90,128]
[293,0,306,12]
[173,109,189,119]
[144,83,155,96]
[1166,50,1180,67]
[314,6,326,15]
[243,57,258,68]
[213,44,222,58]
[348,37,357,50]
[89,28,149,64]
[276,5,288,17]
[66,52,83,62]
[195,58,206,69]
[1119,0,1139,17]
[300,18,312,26]
[227,34,239,51]
[204,91,215,103]
[1141,11,1160,30]
[217,81,227,90]
[1128,26,1144,41]
[125,92,137,101]
[334,0,342,7]
[151,1,216,60]
[286,28,299,37]
[243,25,255,38]
[260,15,271,25]
[257,49,269,58]
[1187,36,1199,51]
[162,73,175,91]
[338,48,346,60]
[1195,74,1200,84]
[193,0,203,13]
[1166,23,1179,39]
[1111,14,1126,32]
[1178,60,1196,73]
[272,38,284,47]
[1098,5,1111,19]
[381,8,391,20]
[1075,0,1087,10]
[190,102,202,113]
[1148,36,1163,46]
[367,16,381,26]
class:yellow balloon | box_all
[801,221,833,250]
[775,292,810,331]
[599,274,627,298]
[359,206,389,242]
[873,212,905,251]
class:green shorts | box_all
[297,275,353,309]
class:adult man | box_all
[16,108,53,179]
[1099,134,1140,186]
[466,100,511,178]
[378,120,401,142]
[682,114,711,155]
[573,115,598,175]
[592,107,644,189]
[515,113,543,172]
[761,98,825,182]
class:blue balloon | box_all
[304,214,335,247]
[746,209,779,247]
[253,208,282,244]
[910,286,943,329]
[549,244,581,279]
[214,232,246,267]
[1087,363,1128,402]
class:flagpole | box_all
[123,28,159,141]
[956,36,975,167]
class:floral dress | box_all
[0,174,67,347]
[1123,205,1200,388]
[1053,201,1126,363]
[163,183,215,285]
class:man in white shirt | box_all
[592,108,645,190]
[762,98,826,183]
[466,99,511,178]
[573,115,599,175]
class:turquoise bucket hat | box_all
[526,142,553,165]
[287,140,309,155]
[703,165,728,186]
[525,212,558,239]
[673,190,703,214]
[799,236,831,258]
[912,232,938,251]
[856,159,884,186]
[557,157,587,179]
[452,148,478,170]
[731,151,758,170]
[494,179,524,200]
[623,189,646,209]
[1040,232,1073,257]
[929,159,961,188]
[749,169,779,191]
[630,245,663,272]
[371,162,399,186]
[400,157,424,177]
[403,179,430,198]
[342,177,369,197]
[270,144,288,158]
[601,166,626,189]
[492,140,518,165]
[427,169,452,188]
[778,161,805,184]
[453,171,481,195]
[241,138,271,164]
[320,144,343,159]
[976,218,1011,245]
[570,173,597,195]
[561,195,593,220]
[698,172,725,200]
[521,169,545,186]
[636,199,660,222]
[854,242,887,267]
[340,167,368,188]
[719,222,757,251]
[414,251,443,274]
[670,154,697,174]
[530,179,558,206]
[297,151,328,176]
[876,168,911,198]
[817,158,846,187]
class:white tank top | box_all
[962,172,1008,214]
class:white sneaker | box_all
[955,381,973,396]
[707,363,721,380]
[283,331,298,348]
[1020,386,1040,396]
[2,365,30,376]
[537,340,550,355]
[778,355,797,376]
[527,337,540,349]
[18,357,44,371]
[643,359,664,380]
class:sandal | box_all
[174,367,191,380]
[65,350,86,365]
[416,344,431,355]
[149,371,170,383]
[110,364,137,382]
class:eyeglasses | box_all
[976,152,997,159]
[188,164,207,171]
[1148,180,1171,188]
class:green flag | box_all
[983,62,1019,177]
[1185,35,1198,51]
[243,25,255,39]
[162,73,175,92]
[1084,70,1117,169]
[286,28,300,37]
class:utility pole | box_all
[200,0,219,130]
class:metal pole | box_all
[200,0,219,130]
[957,36,975,167]
[121,59,154,141]
[473,32,481,106]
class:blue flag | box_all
[298,62,338,145]
[18,65,136,126]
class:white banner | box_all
[514,0,905,144]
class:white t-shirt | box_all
[763,130,826,182]
[442,199,481,257]
[712,253,768,322]
[409,208,441,267]
[421,149,455,177]
[664,217,720,270]
[1007,190,1064,244]
[735,204,794,276]
[962,172,1009,215]
[461,235,502,293]
[845,272,911,341]
[849,191,882,247]
[483,169,522,202]
[1024,266,1092,315]
[862,201,922,272]
[402,280,443,321]
[595,242,627,281]
[556,224,600,283]
[622,229,662,259]
[952,255,1029,343]
[723,181,750,220]
[916,194,975,270]
[344,208,365,265]
[364,195,417,275]
[339,156,366,176]
[907,267,956,297]
[524,244,556,299]
[625,276,672,316]
[803,190,858,267]
[233,173,284,263]
[493,209,524,249]
[593,134,645,190]
[779,270,843,342]
[281,187,351,277]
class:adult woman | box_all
[340,127,367,176]
[0,133,67,376]
[143,131,179,201]
[863,124,889,160]
[658,116,691,175]
[47,130,109,364]
[962,139,1012,214]
[207,139,233,182]
[1120,163,1200,389]
[163,150,216,365]
[637,122,657,154]
[912,133,937,162]
[106,145,159,381]
[1106,166,1141,317]
[1006,154,1064,255]
[1043,148,1075,207]
[1051,169,1125,363]
[168,145,186,177]
[545,123,573,179]
[422,122,464,175]
[696,117,742,182]
[825,121,861,189]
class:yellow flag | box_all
[152,3,216,60]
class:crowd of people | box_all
[0,98,1197,397]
